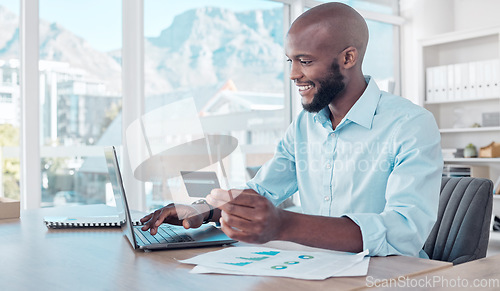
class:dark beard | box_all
[302,61,345,113]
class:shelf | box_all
[420,26,500,183]
[420,26,500,47]
[444,158,500,164]
[439,126,500,133]
[425,96,500,105]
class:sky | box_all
[0,0,282,52]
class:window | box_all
[11,0,402,209]
[0,93,13,103]
[143,0,287,209]
[37,0,122,207]
[363,19,398,93]
[0,1,20,201]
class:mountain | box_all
[39,22,122,93]
[144,7,284,94]
[0,5,284,96]
[0,6,122,94]
[0,6,19,57]
[0,5,395,97]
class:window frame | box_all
[20,0,41,209]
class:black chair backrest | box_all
[424,177,493,265]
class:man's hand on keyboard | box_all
[140,203,204,235]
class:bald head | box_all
[288,2,369,66]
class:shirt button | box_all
[326,163,332,169]
[324,196,330,201]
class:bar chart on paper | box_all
[179,247,369,280]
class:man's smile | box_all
[298,84,313,91]
[296,83,315,96]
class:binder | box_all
[492,59,500,97]
[454,63,462,100]
[468,61,477,99]
[424,59,499,102]
[426,67,436,102]
[447,64,455,101]
[476,60,486,98]
[459,62,470,99]
[44,215,142,228]
[484,59,494,98]
[436,65,448,101]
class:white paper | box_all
[178,246,369,280]
[190,256,370,278]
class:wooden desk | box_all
[0,205,451,290]
[371,255,500,290]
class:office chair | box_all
[424,177,494,265]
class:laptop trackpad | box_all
[184,224,234,242]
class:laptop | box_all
[104,146,237,250]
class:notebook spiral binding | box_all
[44,219,142,229]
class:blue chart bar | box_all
[237,256,269,261]
[252,251,280,256]
[223,262,252,267]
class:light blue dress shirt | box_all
[247,76,443,258]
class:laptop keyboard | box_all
[133,225,194,245]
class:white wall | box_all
[454,0,500,31]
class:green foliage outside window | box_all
[0,124,20,200]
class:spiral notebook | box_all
[44,214,143,229]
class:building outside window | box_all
[0,0,122,206]
[0,2,20,202]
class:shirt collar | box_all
[344,76,381,130]
[313,106,331,124]
[312,75,381,129]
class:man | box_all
[141,2,443,258]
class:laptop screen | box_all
[104,146,138,249]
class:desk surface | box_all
[372,254,500,290]
[0,205,451,290]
